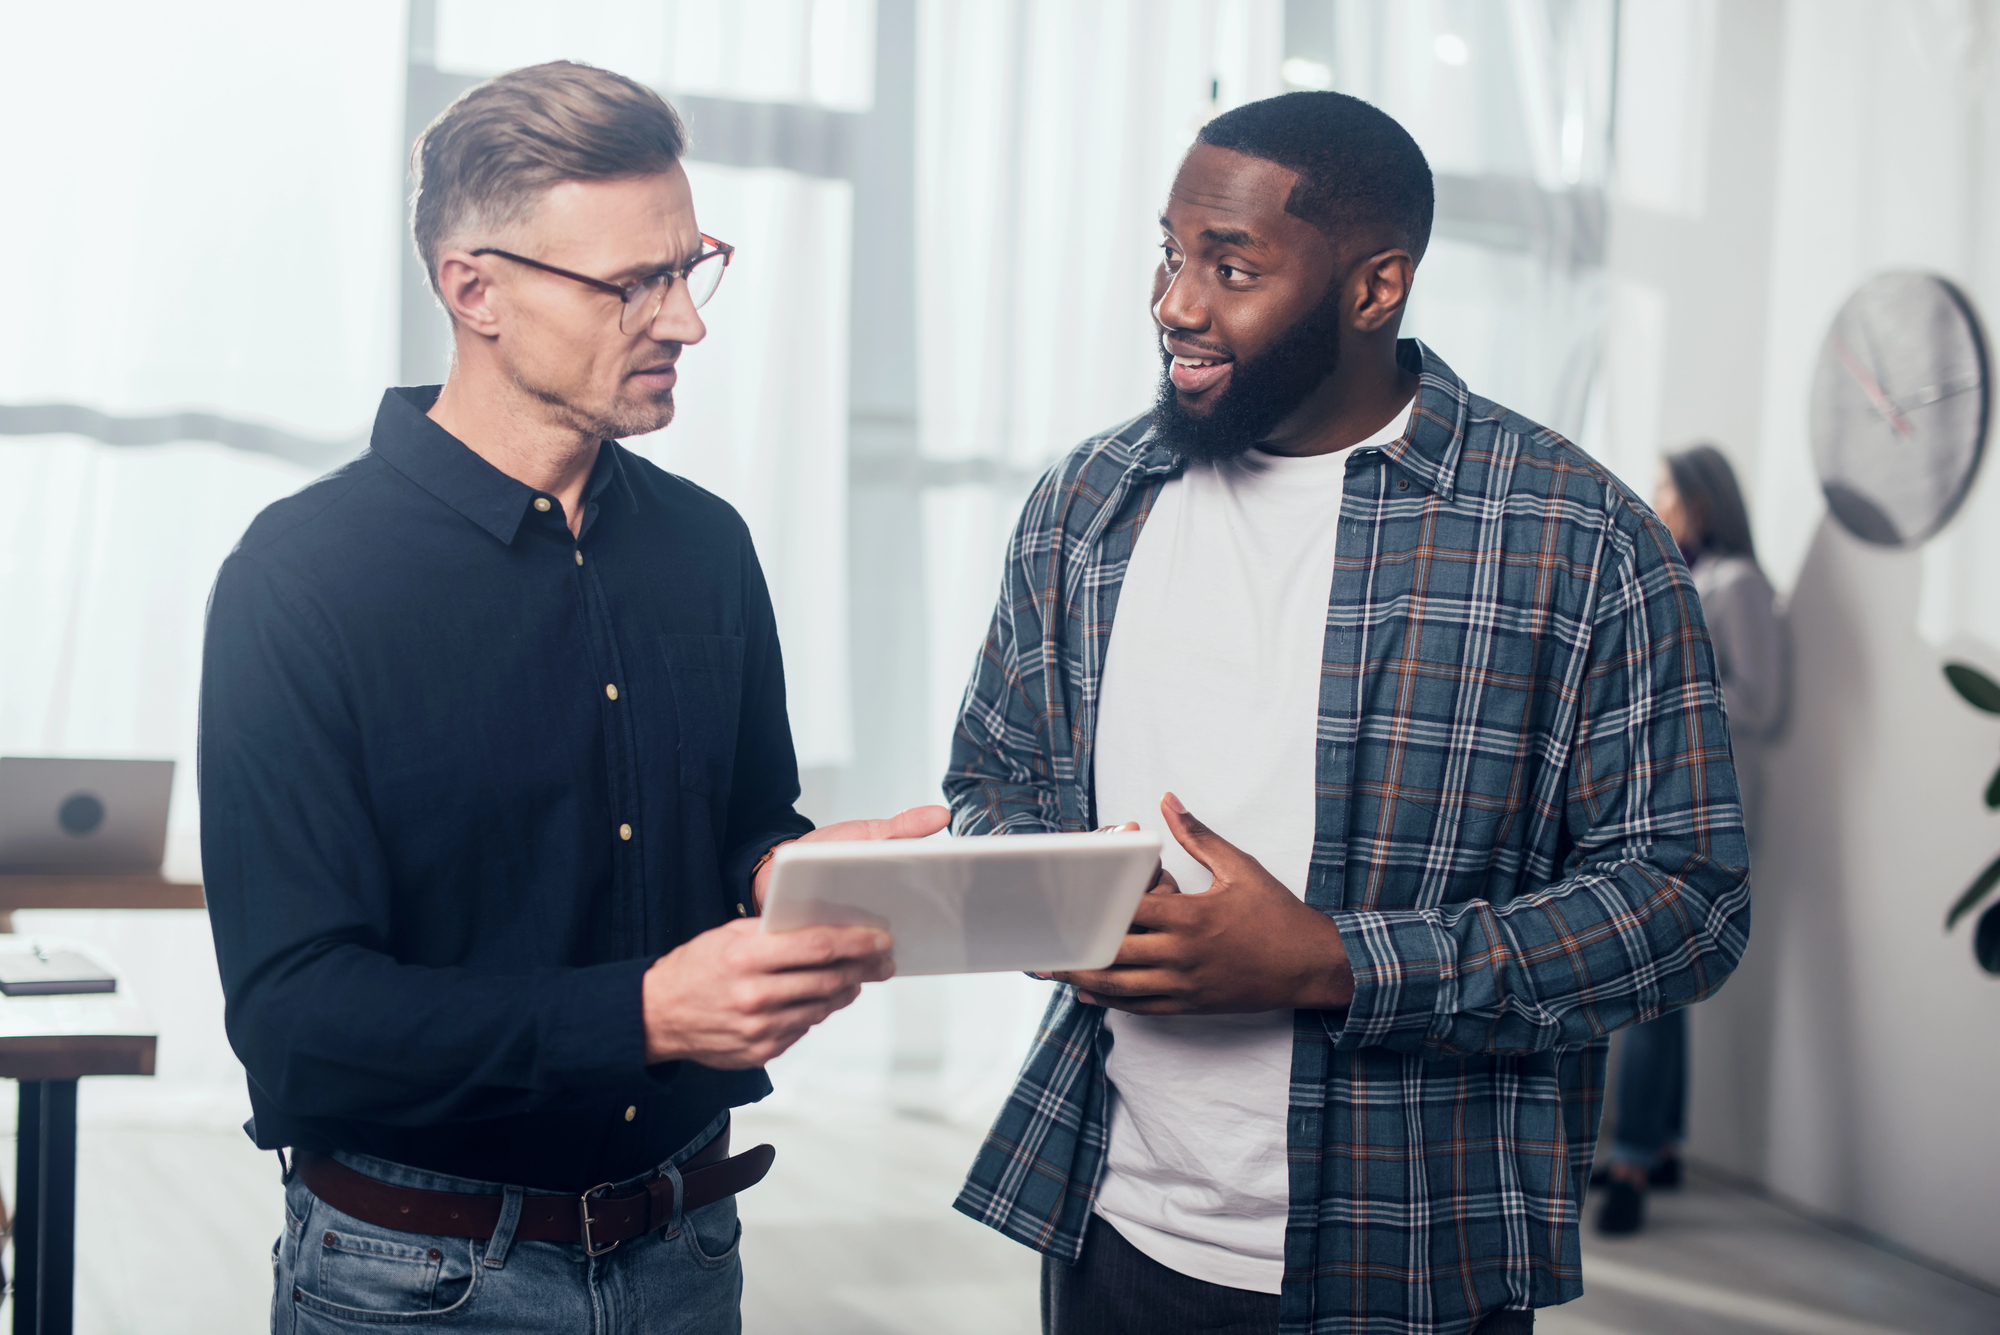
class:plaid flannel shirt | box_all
[945,341,1750,1334]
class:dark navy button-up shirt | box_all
[200,386,811,1191]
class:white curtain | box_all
[0,0,409,1126]
[1327,0,1615,457]
[915,0,1286,781]
[437,0,876,110]
[916,0,1285,473]
[0,5,406,433]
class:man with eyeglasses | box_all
[200,61,941,1332]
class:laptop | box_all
[0,757,175,874]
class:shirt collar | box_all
[1376,338,1469,502]
[368,386,636,544]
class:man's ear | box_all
[1350,249,1415,333]
[432,250,502,337]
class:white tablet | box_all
[761,831,1161,976]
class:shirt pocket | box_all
[663,633,746,799]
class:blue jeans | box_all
[1610,1007,1685,1168]
[272,1114,742,1333]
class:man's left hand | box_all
[1050,793,1354,1014]
[752,805,951,911]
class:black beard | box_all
[1148,286,1344,464]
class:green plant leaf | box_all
[1945,663,2000,714]
[1988,763,2000,810]
[1946,851,2000,930]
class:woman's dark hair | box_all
[1665,443,1756,560]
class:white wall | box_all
[1617,0,2000,1287]
[1695,522,2000,1285]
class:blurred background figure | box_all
[1657,445,1787,831]
[1597,442,1783,1237]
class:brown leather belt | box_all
[294,1128,774,1255]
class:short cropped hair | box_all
[1198,92,1434,264]
[409,61,687,294]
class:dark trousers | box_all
[1042,1215,1533,1334]
[1043,1216,1276,1335]
[1611,1007,1686,1165]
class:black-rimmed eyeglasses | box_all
[472,233,735,333]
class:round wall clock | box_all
[1809,272,1989,547]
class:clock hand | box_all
[1832,339,1914,438]
[1890,373,1982,412]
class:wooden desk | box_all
[0,875,205,934]
[0,950,157,1335]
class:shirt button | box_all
[574,550,584,566]
[619,823,632,841]
[533,497,552,512]
[624,1105,637,1122]
[605,684,619,701]
[736,903,747,917]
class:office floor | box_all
[2,1109,1995,1334]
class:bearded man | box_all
[946,92,1750,1335]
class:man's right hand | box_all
[641,921,894,1069]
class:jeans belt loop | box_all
[661,1159,686,1240]
[484,1184,525,1270]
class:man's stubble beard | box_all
[1149,283,1345,465]
[510,362,676,442]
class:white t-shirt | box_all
[1090,398,1413,1294]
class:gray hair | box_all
[409,61,687,295]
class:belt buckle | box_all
[578,1182,620,1257]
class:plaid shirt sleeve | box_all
[943,461,1072,838]
[1326,511,1753,1057]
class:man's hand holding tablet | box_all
[1050,793,1356,1015]
[641,805,949,1069]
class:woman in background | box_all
[1597,443,1785,1236]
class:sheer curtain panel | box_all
[0,0,408,1127]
